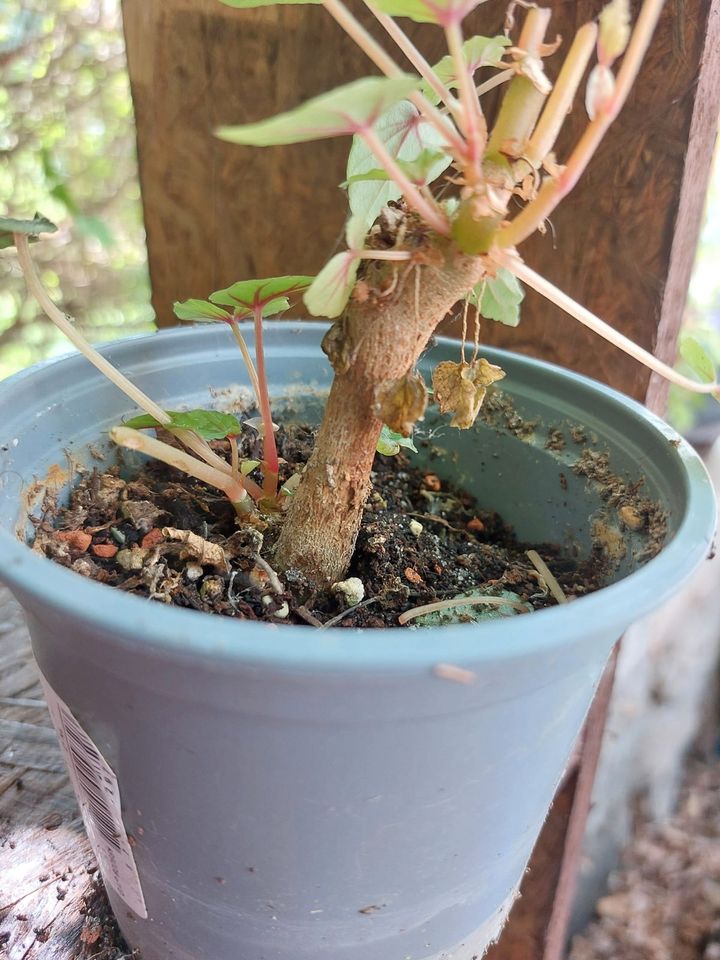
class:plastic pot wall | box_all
[0,323,714,960]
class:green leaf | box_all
[303,252,360,319]
[280,473,303,496]
[221,0,320,4]
[217,76,418,147]
[208,276,313,316]
[303,217,366,318]
[468,269,524,326]
[367,0,492,25]
[346,101,452,227]
[421,36,511,103]
[679,335,716,384]
[344,169,392,186]
[376,425,418,456]
[212,293,291,318]
[174,299,232,323]
[124,409,243,440]
[345,148,449,187]
[0,213,57,250]
[367,0,442,22]
[345,214,368,251]
[240,459,261,475]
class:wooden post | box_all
[485,2,720,956]
[122,1,720,957]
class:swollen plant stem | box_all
[499,0,665,246]
[229,321,263,410]
[111,427,249,510]
[15,232,241,484]
[500,252,720,395]
[360,127,449,234]
[320,0,468,160]
[525,22,598,167]
[444,21,485,175]
[364,2,461,115]
[252,305,279,496]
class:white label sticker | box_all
[40,676,148,919]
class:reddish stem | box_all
[252,303,279,496]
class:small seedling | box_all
[4,0,718,590]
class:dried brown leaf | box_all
[432,359,506,430]
[162,527,229,571]
[373,371,428,437]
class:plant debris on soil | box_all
[570,755,720,960]
[30,423,652,629]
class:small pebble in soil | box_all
[332,577,365,607]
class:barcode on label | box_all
[40,676,148,919]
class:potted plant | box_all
[0,1,716,958]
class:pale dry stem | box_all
[499,251,720,395]
[111,426,249,509]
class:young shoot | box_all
[174,276,313,498]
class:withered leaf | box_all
[373,371,428,437]
[432,359,506,429]
[162,528,229,571]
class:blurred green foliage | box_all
[667,152,720,433]
[0,0,153,380]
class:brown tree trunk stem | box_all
[274,239,484,586]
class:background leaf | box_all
[680,335,716,384]
[346,101,452,227]
[217,76,418,147]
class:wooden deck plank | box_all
[0,588,124,959]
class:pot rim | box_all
[0,323,715,672]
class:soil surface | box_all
[32,424,634,629]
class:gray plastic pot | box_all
[0,322,715,960]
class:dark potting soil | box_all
[32,424,632,629]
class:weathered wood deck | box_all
[0,587,129,959]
